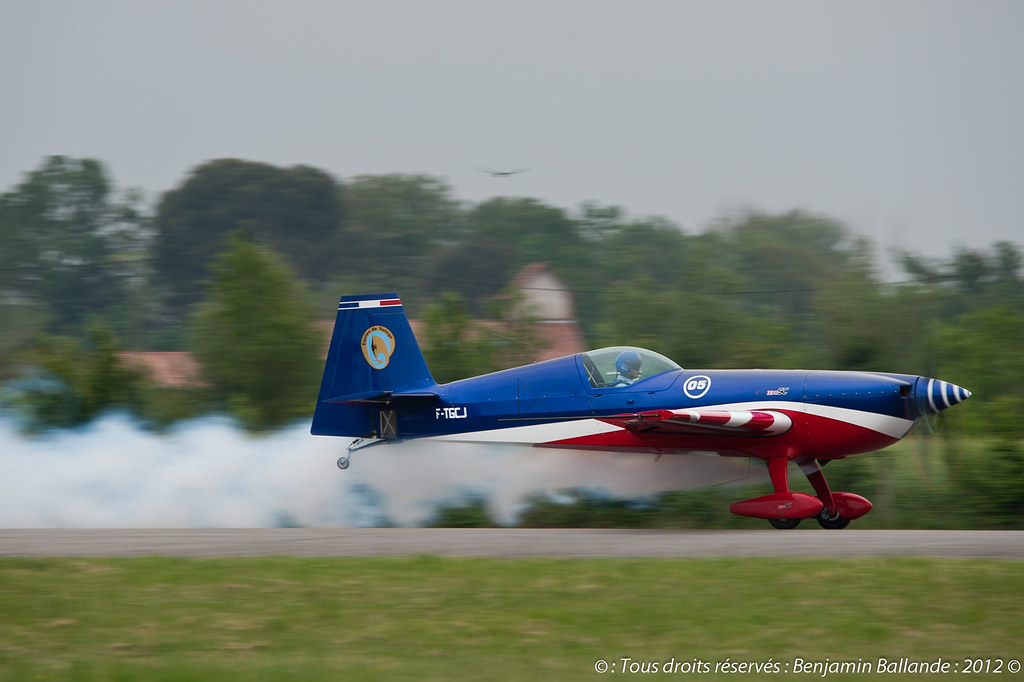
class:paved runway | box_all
[1,529,1021,558]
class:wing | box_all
[604,408,793,436]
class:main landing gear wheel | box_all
[768,518,801,530]
[816,509,851,529]
[337,456,351,470]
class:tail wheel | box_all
[768,518,801,530]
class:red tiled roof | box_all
[532,320,588,361]
[118,352,207,388]
[505,262,551,288]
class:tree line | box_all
[2,155,1021,527]
[0,156,1020,436]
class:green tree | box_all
[934,304,1024,437]
[191,237,323,431]
[421,236,515,313]
[567,208,690,331]
[470,197,582,269]
[0,156,151,335]
[812,239,893,370]
[8,325,145,430]
[711,210,853,323]
[898,241,1024,317]
[420,293,500,383]
[335,174,464,303]
[589,215,690,285]
[153,159,343,308]
[953,439,1024,528]
[427,496,497,527]
[595,242,764,369]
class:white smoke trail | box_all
[0,415,765,528]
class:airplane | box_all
[311,294,972,529]
[476,166,529,177]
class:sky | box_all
[2,1,1022,262]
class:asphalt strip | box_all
[0,529,1021,559]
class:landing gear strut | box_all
[730,456,872,529]
[335,436,385,471]
[796,457,868,530]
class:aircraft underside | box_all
[384,403,909,529]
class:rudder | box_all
[311,294,436,436]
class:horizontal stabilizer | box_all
[325,390,441,405]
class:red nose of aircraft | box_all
[917,376,972,415]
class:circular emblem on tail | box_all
[361,326,395,369]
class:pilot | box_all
[609,350,642,386]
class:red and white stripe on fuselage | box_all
[628,408,793,436]
[337,297,402,310]
[426,401,915,461]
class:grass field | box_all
[1,557,1022,680]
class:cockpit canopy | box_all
[579,346,681,389]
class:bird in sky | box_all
[476,166,530,177]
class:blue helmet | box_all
[615,350,642,378]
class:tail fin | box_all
[311,294,437,437]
